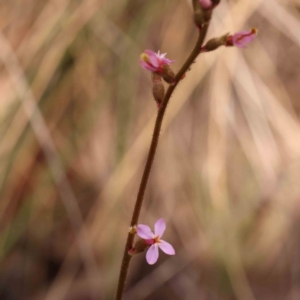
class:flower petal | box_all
[140,60,157,72]
[145,49,156,56]
[143,50,158,68]
[146,244,159,265]
[232,29,257,48]
[147,55,159,68]
[154,218,166,238]
[137,224,154,239]
[158,240,175,255]
[160,57,175,65]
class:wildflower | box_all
[140,50,176,84]
[226,28,258,48]
[140,50,174,73]
[137,218,175,265]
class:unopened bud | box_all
[158,65,176,84]
[192,0,212,28]
[128,239,150,256]
[199,0,213,9]
[202,33,229,52]
[226,28,258,48]
[152,73,165,107]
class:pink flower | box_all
[226,28,258,48]
[137,218,175,265]
[140,50,175,73]
[198,0,213,9]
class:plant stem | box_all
[115,24,209,300]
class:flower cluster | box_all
[134,218,175,265]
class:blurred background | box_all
[0,0,300,299]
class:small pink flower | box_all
[198,0,213,9]
[226,28,258,48]
[137,218,175,265]
[140,50,175,73]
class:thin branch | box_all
[115,23,209,300]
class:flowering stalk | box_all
[114,23,210,300]
[115,3,257,300]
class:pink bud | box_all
[226,28,258,48]
[198,0,213,9]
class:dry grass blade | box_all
[0,32,102,299]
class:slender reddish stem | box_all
[115,24,209,300]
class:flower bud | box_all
[226,28,258,48]
[198,0,213,9]
[159,64,176,84]
[128,239,151,256]
[152,73,165,107]
[192,0,212,28]
[199,0,220,9]
[201,33,229,52]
